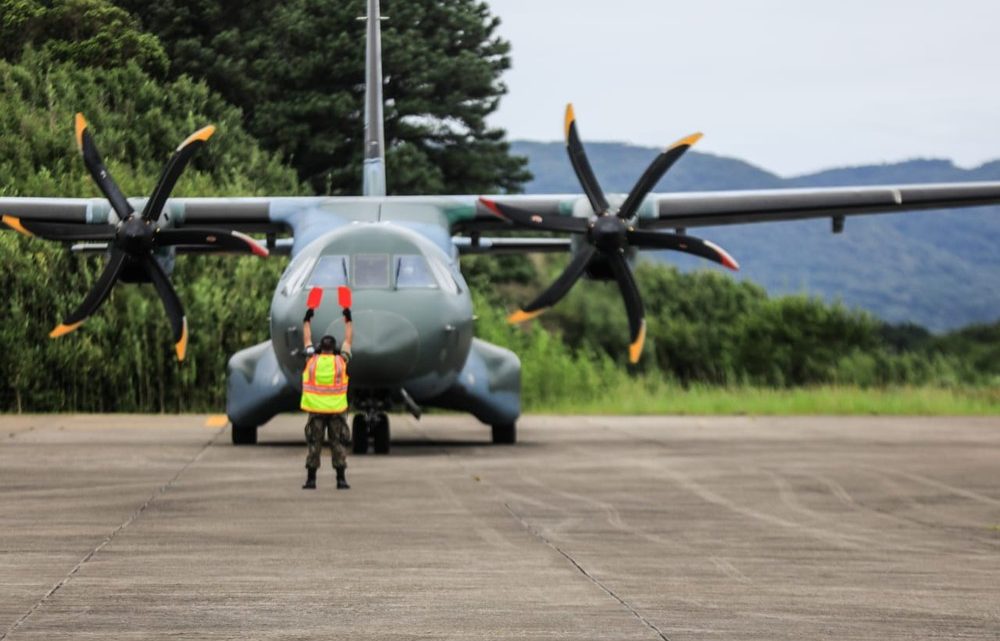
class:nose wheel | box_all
[352,412,390,454]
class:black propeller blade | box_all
[509,245,597,323]
[626,229,739,271]
[618,133,702,221]
[76,114,134,220]
[44,114,269,360]
[140,254,188,361]
[1,216,116,242]
[50,249,129,338]
[607,253,646,364]
[155,228,270,256]
[565,104,610,215]
[481,198,589,234]
[142,126,216,222]
[488,104,739,363]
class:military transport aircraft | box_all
[3,0,1000,452]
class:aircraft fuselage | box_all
[270,222,475,403]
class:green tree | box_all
[114,0,531,195]
[0,0,169,75]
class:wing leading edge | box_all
[647,182,1000,229]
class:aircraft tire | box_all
[373,413,390,455]
[231,424,258,445]
[352,414,369,455]
[492,423,516,445]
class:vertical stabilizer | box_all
[363,0,387,197]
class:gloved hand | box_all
[342,308,352,322]
[303,309,315,323]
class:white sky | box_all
[484,0,1000,176]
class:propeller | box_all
[480,104,739,364]
[5,114,270,361]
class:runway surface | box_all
[1,414,998,640]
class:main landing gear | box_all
[352,411,390,455]
[232,424,258,445]
[492,423,516,445]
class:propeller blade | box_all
[75,113,134,220]
[479,198,588,234]
[141,125,216,223]
[508,245,596,324]
[154,227,269,257]
[49,248,129,338]
[140,254,189,361]
[1,215,116,242]
[607,254,647,364]
[564,104,610,215]
[626,229,740,271]
[617,133,703,220]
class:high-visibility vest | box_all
[300,354,349,414]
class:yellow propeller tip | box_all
[628,321,647,364]
[74,113,87,151]
[178,125,216,150]
[175,318,189,362]
[507,309,545,325]
[49,322,82,339]
[669,132,704,151]
[2,215,32,237]
[564,103,576,140]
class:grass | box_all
[527,384,1000,416]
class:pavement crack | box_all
[502,502,672,641]
[1,429,223,640]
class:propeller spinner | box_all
[3,114,269,361]
[481,104,739,364]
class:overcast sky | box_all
[483,0,1000,176]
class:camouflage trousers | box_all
[304,412,350,470]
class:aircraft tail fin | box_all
[362,0,387,197]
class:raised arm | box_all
[342,308,353,354]
[303,309,314,352]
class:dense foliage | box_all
[465,257,999,412]
[1,0,168,74]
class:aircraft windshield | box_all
[306,255,349,289]
[395,256,437,289]
[428,257,460,294]
[353,254,390,289]
[280,257,315,295]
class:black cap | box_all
[319,335,337,353]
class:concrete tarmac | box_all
[1,414,998,640]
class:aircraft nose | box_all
[339,310,419,384]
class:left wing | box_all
[455,103,1000,364]
[645,182,1000,231]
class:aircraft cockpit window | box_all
[395,256,437,289]
[280,257,316,296]
[353,254,390,289]
[306,255,349,289]
[428,257,460,295]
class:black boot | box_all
[302,467,317,490]
[336,467,350,490]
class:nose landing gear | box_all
[352,410,390,454]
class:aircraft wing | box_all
[0,196,297,253]
[645,182,1000,230]
[467,182,1000,234]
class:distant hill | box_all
[511,141,1000,331]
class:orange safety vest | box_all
[300,354,349,414]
